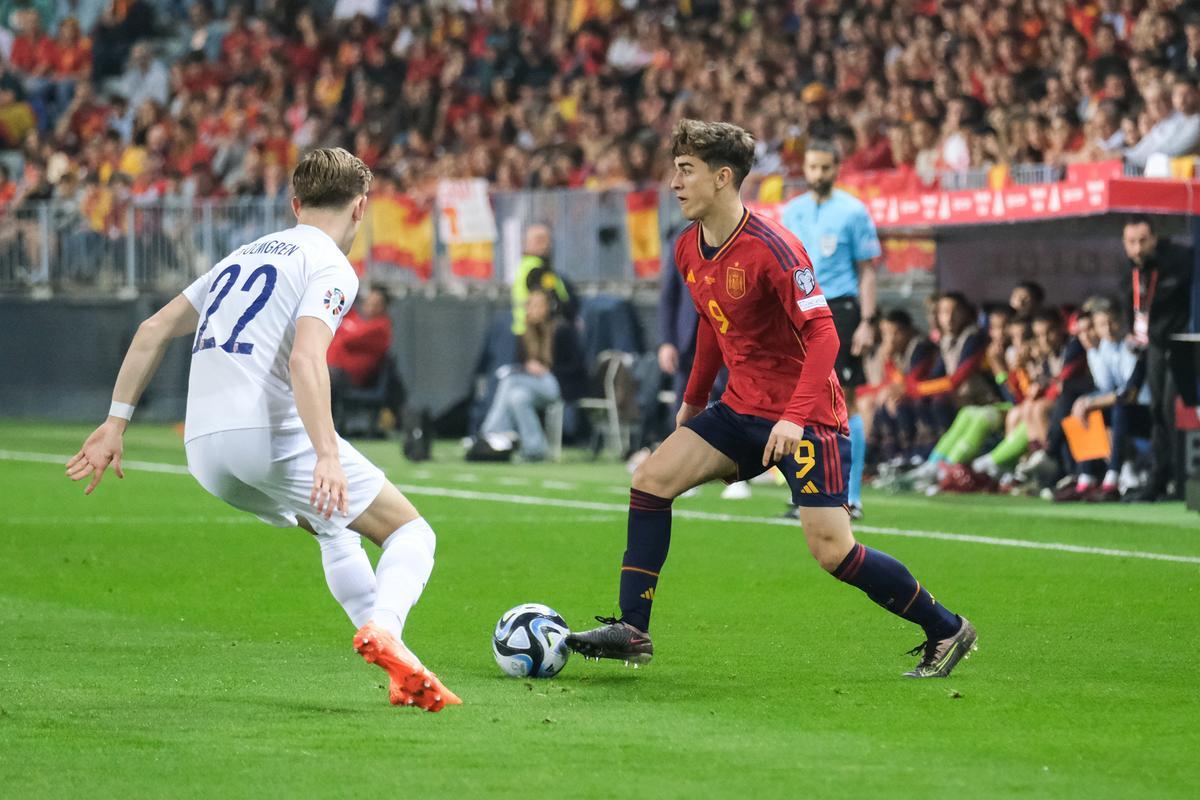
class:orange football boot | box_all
[353,622,462,711]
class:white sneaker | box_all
[720,481,752,500]
[972,454,998,477]
[679,486,701,499]
[1118,462,1141,494]
[749,468,780,486]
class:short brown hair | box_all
[292,147,372,209]
[670,119,756,189]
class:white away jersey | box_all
[181,224,358,442]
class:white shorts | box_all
[185,427,387,537]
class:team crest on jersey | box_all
[820,233,838,258]
[323,288,347,316]
[794,268,817,296]
[726,265,746,299]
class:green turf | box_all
[1,420,1198,798]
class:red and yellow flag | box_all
[348,193,434,280]
[626,189,661,279]
[448,241,494,280]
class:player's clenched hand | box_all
[311,455,349,520]
[675,402,704,429]
[66,420,126,495]
[763,420,805,467]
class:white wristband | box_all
[109,401,135,421]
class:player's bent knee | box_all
[630,458,672,498]
[797,507,856,572]
[350,481,421,547]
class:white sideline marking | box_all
[1,449,191,474]
[394,484,1200,565]
[4,448,1199,565]
[496,476,530,486]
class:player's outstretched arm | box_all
[290,316,348,520]
[67,294,200,494]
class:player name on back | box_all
[238,239,302,257]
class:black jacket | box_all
[1131,239,1195,348]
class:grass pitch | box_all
[1,420,1197,798]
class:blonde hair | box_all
[291,147,373,209]
[670,119,757,188]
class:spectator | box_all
[478,288,586,462]
[1124,76,1200,168]
[511,222,573,335]
[1063,302,1152,501]
[1010,280,1046,317]
[1173,16,1200,75]
[327,286,399,433]
[902,298,1009,489]
[868,309,939,467]
[0,81,35,147]
[912,292,994,438]
[1121,215,1195,501]
[91,0,156,80]
[7,10,54,84]
[114,42,169,112]
[0,163,15,212]
[973,309,1093,485]
[911,117,941,185]
[1073,99,1127,160]
[328,285,392,390]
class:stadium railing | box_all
[0,160,1185,297]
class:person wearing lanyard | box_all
[1121,215,1195,501]
[781,140,882,519]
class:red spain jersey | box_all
[679,209,849,433]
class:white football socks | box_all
[319,532,377,628]
[370,517,436,640]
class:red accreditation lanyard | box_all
[1132,268,1157,346]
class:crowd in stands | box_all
[7,0,1200,237]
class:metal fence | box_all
[0,190,693,296]
[0,197,297,296]
[0,160,1131,296]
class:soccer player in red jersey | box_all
[567,121,977,678]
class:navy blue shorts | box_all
[683,402,850,508]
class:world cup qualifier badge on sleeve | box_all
[794,268,816,295]
[323,288,347,316]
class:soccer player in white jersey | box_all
[65,148,460,712]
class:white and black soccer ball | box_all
[491,603,571,678]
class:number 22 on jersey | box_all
[193,263,278,355]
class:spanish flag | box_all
[626,188,661,279]
[449,241,494,280]
[348,193,434,280]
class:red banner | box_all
[861,177,1200,230]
